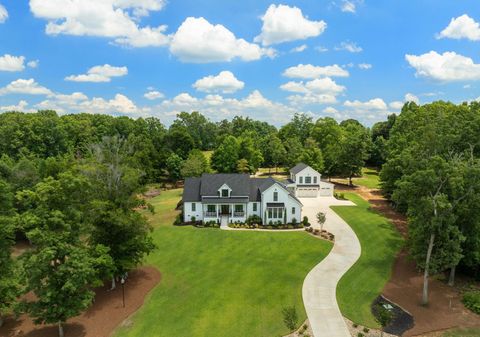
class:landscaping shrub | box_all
[292,218,297,226]
[281,306,298,331]
[191,216,196,223]
[352,323,358,328]
[357,333,364,337]
[246,214,262,225]
[463,290,480,314]
[302,216,310,227]
[335,192,347,200]
[173,213,183,226]
[363,327,369,333]
[287,224,294,229]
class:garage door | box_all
[297,188,318,198]
[319,185,333,196]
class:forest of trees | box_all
[1,100,480,333]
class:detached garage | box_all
[296,186,319,198]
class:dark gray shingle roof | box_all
[199,173,250,196]
[182,174,302,205]
[290,163,309,175]
[183,177,202,202]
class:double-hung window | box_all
[305,176,312,184]
[192,203,196,212]
[253,203,257,211]
[299,177,303,184]
[313,176,317,184]
[292,207,295,215]
[273,191,278,201]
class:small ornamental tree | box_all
[374,304,393,337]
[316,212,326,231]
[281,306,298,332]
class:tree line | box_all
[378,101,480,304]
[0,133,155,337]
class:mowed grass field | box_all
[333,167,381,189]
[332,192,403,327]
[355,167,380,189]
[114,189,333,337]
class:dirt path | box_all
[0,266,161,337]
[335,184,480,337]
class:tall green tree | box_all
[338,122,370,185]
[181,149,209,178]
[301,138,324,173]
[83,137,155,289]
[238,132,263,173]
[211,136,240,173]
[262,135,286,173]
[279,113,314,145]
[166,153,184,183]
[283,137,304,169]
[18,174,113,337]
[311,117,344,179]
[0,180,20,327]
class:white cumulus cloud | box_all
[358,63,372,70]
[254,4,326,46]
[170,17,273,63]
[335,41,362,53]
[0,3,7,23]
[404,93,419,104]
[437,14,480,41]
[29,0,169,48]
[406,51,480,82]
[283,64,349,79]
[65,64,128,82]
[144,90,164,100]
[27,60,39,68]
[0,78,52,96]
[291,44,308,53]
[193,71,244,94]
[281,77,345,106]
[36,92,143,115]
[0,54,25,72]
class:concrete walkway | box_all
[300,196,361,337]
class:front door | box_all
[221,205,230,215]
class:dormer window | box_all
[221,189,229,197]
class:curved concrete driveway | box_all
[300,196,361,337]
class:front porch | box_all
[203,203,247,223]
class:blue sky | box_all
[0,0,480,126]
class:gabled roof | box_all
[200,173,250,196]
[290,163,309,175]
[183,177,202,202]
[182,174,302,205]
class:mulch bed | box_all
[333,182,480,336]
[372,295,414,336]
[0,266,161,337]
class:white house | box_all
[182,173,303,225]
[285,163,334,198]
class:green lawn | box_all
[443,328,480,337]
[332,192,403,328]
[114,189,332,337]
[354,167,380,189]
